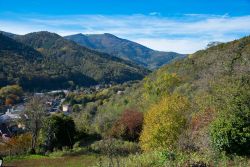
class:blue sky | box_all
[1,0,250,53]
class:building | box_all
[0,110,23,138]
[0,110,21,123]
[117,90,125,95]
[62,104,70,112]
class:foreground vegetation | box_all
[5,149,250,167]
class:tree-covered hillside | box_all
[64,33,186,69]
[0,32,149,90]
[89,35,249,115]
[74,35,250,161]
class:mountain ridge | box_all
[0,31,149,90]
[64,33,186,69]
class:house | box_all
[95,85,101,91]
[34,92,45,96]
[0,105,25,137]
[117,90,125,95]
[62,104,70,112]
[0,110,21,123]
[47,90,69,95]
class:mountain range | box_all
[0,31,149,90]
[64,33,185,69]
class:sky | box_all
[0,0,250,53]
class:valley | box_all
[1,30,250,166]
[3,0,250,161]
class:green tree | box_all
[42,114,76,151]
[143,73,181,100]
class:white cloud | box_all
[0,14,250,53]
[134,38,209,54]
[149,12,161,16]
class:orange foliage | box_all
[0,133,32,156]
[110,109,143,141]
[5,98,14,105]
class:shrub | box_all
[0,133,32,156]
[93,110,119,136]
[210,106,250,155]
[110,109,143,141]
[90,138,140,155]
[210,80,250,155]
[140,94,190,151]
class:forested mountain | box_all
[0,33,45,88]
[0,31,149,90]
[64,33,185,69]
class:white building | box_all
[0,110,21,123]
[62,105,70,112]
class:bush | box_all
[210,106,250,155]
[110,109,143,141]
[210,81,250,155]
[93,110,119,136]
[90,138,140,155]
[0,133,32,156]
[140,94,190,151]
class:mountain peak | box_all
[103,33,117,38]
[25,31,61,38]
[15,31,63,49]
[71,33,86,37]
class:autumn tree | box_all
[0,85,23,106]
[21,96,48,153]
[110,109,143,141]
[140,94,190,151]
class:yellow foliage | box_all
[140,94,190,151]
[143,73,181,100]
